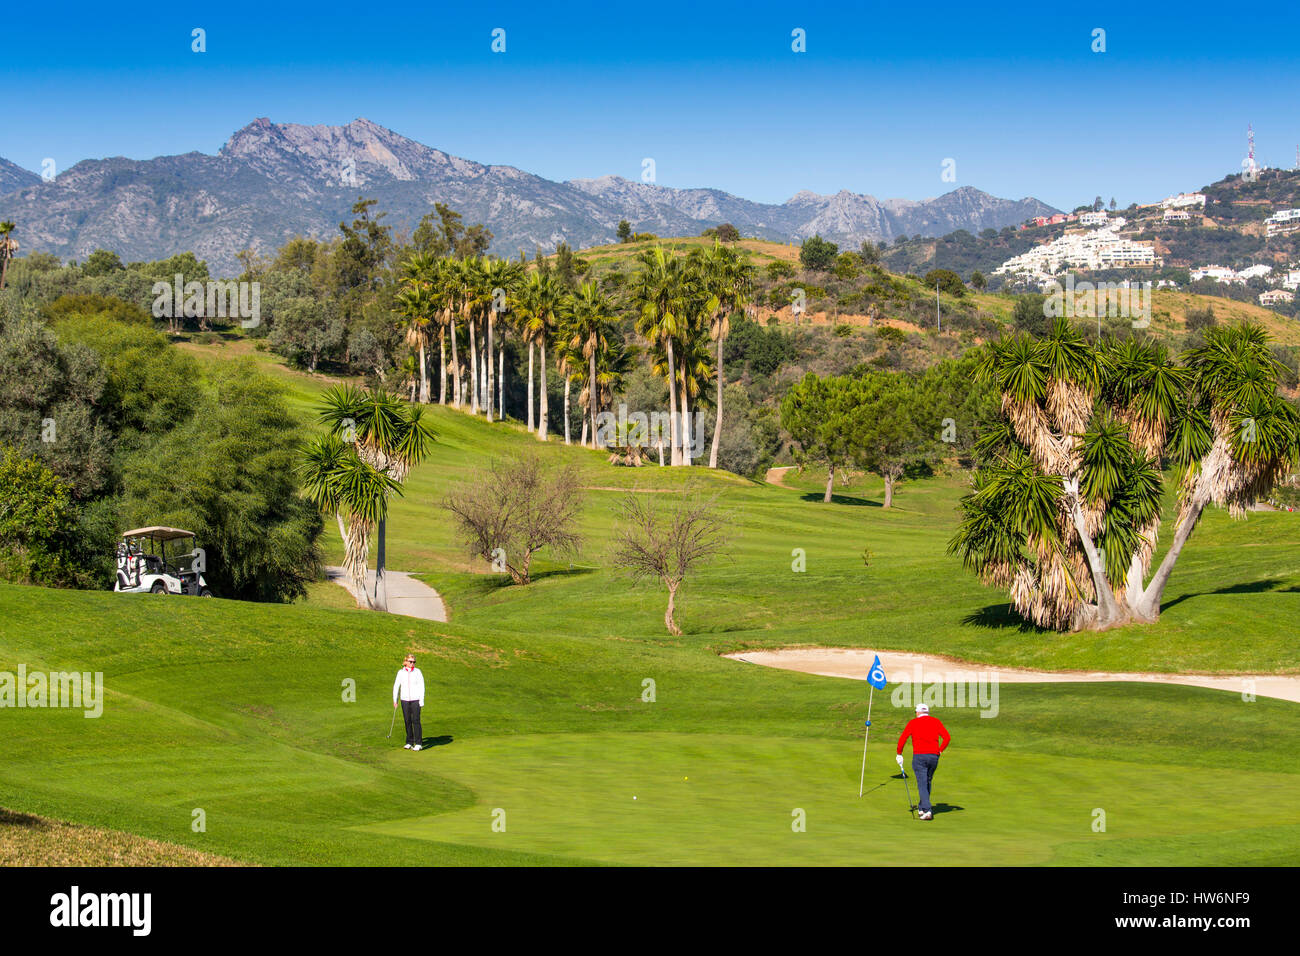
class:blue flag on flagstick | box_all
[867,654,887,689]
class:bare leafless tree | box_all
[443,454,584,584]
[611,490,728,635]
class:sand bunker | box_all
[724,648,1300,704]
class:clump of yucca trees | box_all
[951,319,1299,631]
[392,242,754,468]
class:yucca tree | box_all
[951,319,1298,630]
[632,246,692,464]
[0,222,15,291]
[300,433,400,610]
[696,241,754,468]
[518,271,564,438]
[308,385,435,611]
[565,282,620,448]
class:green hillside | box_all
[3,360,1299,865]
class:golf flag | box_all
[867,655,887,689]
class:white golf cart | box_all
[115,527,213,597]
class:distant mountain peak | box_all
[1,117,1060,275]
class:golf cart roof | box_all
[121,526,196,542]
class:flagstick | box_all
[858,685,874,797]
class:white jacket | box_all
[393,667,425,706]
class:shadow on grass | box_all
[1160,578,1288,611]
[960,604,1054,634]
[931,803,964,814]
[420,735,454,748]
[479,565,600,592]
[798,492,881,507]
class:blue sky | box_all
[5,1,1298,210]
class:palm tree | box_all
[518,271,563,437]
[484,257,523,423]
[0,222,16,291]
[310,385,436,611]
[396,252,438,403]
[565,282,619,449]
[553,313,584,446]
[697,242,755,468]
[632,246,693,464]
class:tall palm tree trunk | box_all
[666,340,680,465]
[418,341,430,404]
[449,319,461,408]
[527,341,535,432]
[538,341,550,440]
[589,351,598,448]
[710,335,725,468]
[498,343,504,420]
[439,328,447,405]
[563,376,572,445]
[486,314,495,422]
[680,379,692,466]
[468,314,479,414]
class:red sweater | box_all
[897,715,950,755]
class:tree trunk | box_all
[824,463,835,503]
[449,319,461,408]
[486,314,495,422]
[418,340,429,404]
[680,381,692,466]
[580,418,588,448]
[498,344,504,420]
[372,517,388,612]
[666,339,680,465]
[1066,484,1124,627]
[439,328,447,405]
[468,315,479,414]
[664,580,682,636]
[589,351,598,448]
[710,334,724,468]
[527,341,535,432]
[883,474,894,509]
[563,376,571,445]
[1133,498,1207,621]
[538,341,550,440]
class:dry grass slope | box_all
[0,807,245,867]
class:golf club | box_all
[386,705,397,739]
[900,765,916,818]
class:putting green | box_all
[354,732,1300,866]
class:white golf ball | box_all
[633,795,637,800]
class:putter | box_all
[901,766,917,818]
[386,705,398,739]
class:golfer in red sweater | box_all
[896,704,950,820]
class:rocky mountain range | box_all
[0,118,1059,275]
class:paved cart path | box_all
[325,567,447,622]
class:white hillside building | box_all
[1265,209,1300,237]
[1161,193,1206,209]
[993,221,1158,280]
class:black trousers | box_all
[912,753,940,812]
[401,699,422,746]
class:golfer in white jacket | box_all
[393,654,425,751]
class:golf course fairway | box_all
[2,378,1298,867]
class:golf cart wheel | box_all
[150,581,168,595]
[199,588,213,598]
